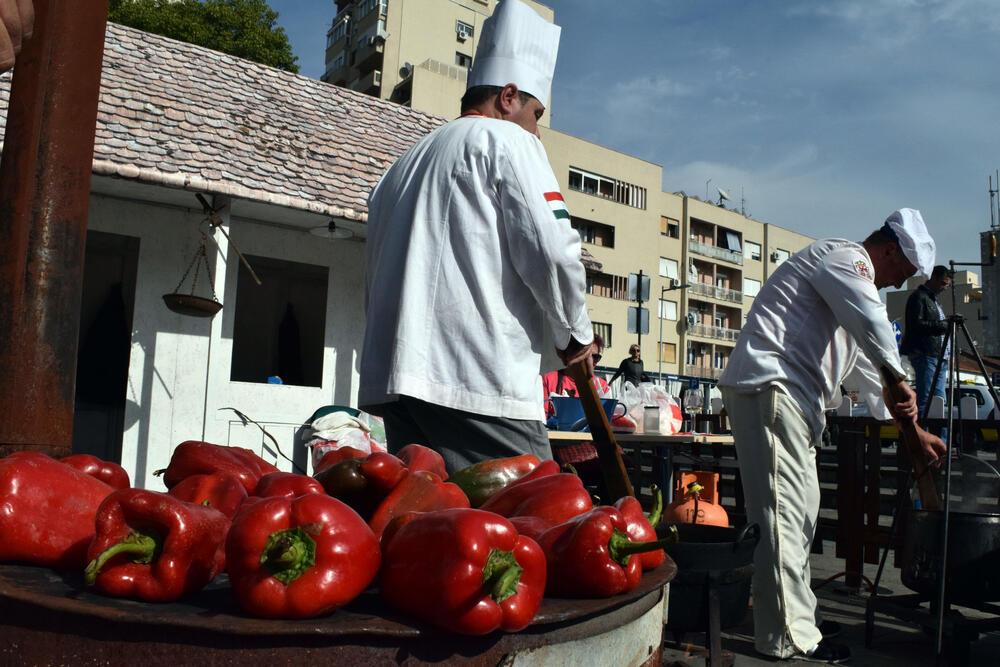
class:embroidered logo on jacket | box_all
[544,192,569,220]
[854,259,873,280]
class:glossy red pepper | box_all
[85,488,230,601]
[368,471,470,541]
[537,507,678,598]
[449,454,541,507]
[167,472,248,518]
[60,453,130,489]
[314,446,366,474]
[395,444,448,480]
[159,441,279,493]
[253,471,325,499]
[226,494,381,618]
[605,487,665,571]
[478,470,592,527]
[0,451,114,569]
[313,452,409,519]
[379,508,546,635]
[507,515,552,542]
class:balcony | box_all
[688,281,743,304]
[689,239,743,266]
[688,323,740,342]
[352,69,382,95]
[687,366,724,380]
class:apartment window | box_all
[659,342,677,364]
[456,20,474,42]
[659,299,677,320]
[455,52,473,68]
[773,248,790,264]
[686,343,697,365]
[714,349,727,370]
[567,167,647,210]
[358,0,385,18]
[718,229,742,252]
[659,257,679,280]
[592,321,612,348]
[744,240,762,261]
[328,11,351,47]
[744,277,761,298]
[571,217,614,248]
[660,216,680,238]
[231,255,328,387]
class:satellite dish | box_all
[716,187,730,206]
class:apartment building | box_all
[322,0,815,381]
[323,0,553,127]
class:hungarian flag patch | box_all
[854,259,873,280]
[544,191,569,220]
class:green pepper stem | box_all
[482,548,523,604]
[260,526,317,585]
[646,486,663,529]
[607,525,679,567]
[84,531,159,585]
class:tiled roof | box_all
[0,23,445,222]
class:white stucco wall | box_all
[87,193,367,489]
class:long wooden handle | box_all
[568,360,634,501]
[880,367,939,510]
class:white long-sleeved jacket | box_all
[719,239,904,438]
[359,116,592,421]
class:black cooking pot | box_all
[900,509,1000,603]
[658,522,759,632]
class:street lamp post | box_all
[658,279,689,386]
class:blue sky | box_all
[269,0,1000,277]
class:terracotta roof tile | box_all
[0,22,445,223]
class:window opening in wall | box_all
[659,299,677,320]
[659,257,678,280]
[567,166,647,210]
[455,52,473,68]
[744,277,761,298]
[659,342,676,364]
[231,255,328,387]
[744,240,762,261]
[719,229,742,252]
[592,321,612,348]
[456,20,474,41]
[714,349,726,369]
[772,248,790,264]
[660,216,680,238]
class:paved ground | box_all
[660,540,1000,666]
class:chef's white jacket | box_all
[719,239,904,438]
[359,115,592,421]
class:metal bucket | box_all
[900,509,1000,604]
[659,522,758,631]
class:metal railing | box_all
[689,239,743,266]
[689,323,740,342]
[688,281,743,303]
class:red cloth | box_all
[542,371,610,401]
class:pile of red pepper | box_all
[0,441,679,635]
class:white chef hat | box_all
[466,0,561,106]
[882,208,936,278]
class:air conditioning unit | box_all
[770,251,780,262]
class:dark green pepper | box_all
[449,454,542,507]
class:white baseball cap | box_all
[466,0,561,106]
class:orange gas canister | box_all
[663,471,729,527]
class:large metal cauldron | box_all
[658,522,759,631]
[900,509,1000,604]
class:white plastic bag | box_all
[620,382,683,434]
[305,410,387,471]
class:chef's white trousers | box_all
[721,386,823,658]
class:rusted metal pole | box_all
[0,0,109,458]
